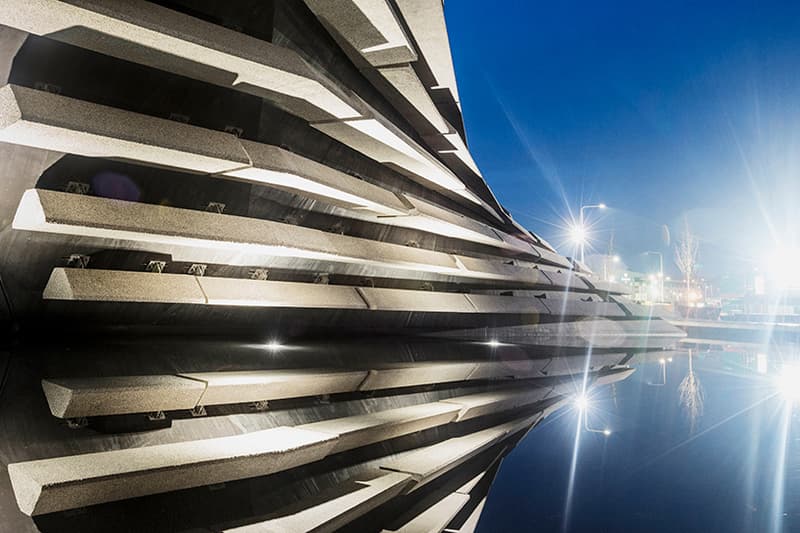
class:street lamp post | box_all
[644,251,663,302]
[578,203,606,264]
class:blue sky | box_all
[445,1,800,278]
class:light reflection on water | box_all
[480,348,800,533]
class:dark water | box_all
[479,351,800,532]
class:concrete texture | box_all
[303,0,417,67]
[0,84,251,173]
[41,375,205,418]
[300,402,461,453]
[441,388,552,422]
[0,0,358,121]
[182,369,370,406]
[225,471,413,533]
[381,492,469,533]
[226,140,409,216]
[359,362,478,391]
[8,426,338,516]
[380,416,536,492]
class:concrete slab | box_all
[441,388,551,421]
[0,84,251,173]
[225,471,413,533]
[182,369,369,406]
[379,416,535,491]
[42,375,205,418]
[359,362,478,391]
[300,402,460,453]
[8,426,338,516]
[225,141,409,216]
[303,0,417,67]
[382,492,469,533]
[42,268,206,304]
[0,1,358,121]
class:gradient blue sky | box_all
[446,1,800,278]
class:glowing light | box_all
[569,224,587,244]
[659,358,666,364]
[667,357,673,363]
[486,339,501,348]
[575,394,590,411]
[612,255,620,263]
[603,429,612,436]
[777,364,800,402]
[265,340,282,351]
[598,203,607,209]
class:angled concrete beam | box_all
[358,362,478,391]
[382,492,469,533]
[225,471,413,533]
[377,64,451,134]
[0,84,251,173]
[17,190,552,285]
[312,118,479,205]
[42,267,207,304]
[224,141,410,216]
[300,402,461,453]
[8,426,338,516]
[42,375,205,418]
[379,415,536,492]
[393,0,460,103]
[0,1,358,121]
[440,388,552,422]
[181,369,370,407]
[303,0,417,67]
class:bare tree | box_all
[674,219,699,301]
[679,350,704,433]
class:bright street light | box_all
[574,393,611,437]
[569,224,587,245]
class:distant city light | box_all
[777,364,800,402]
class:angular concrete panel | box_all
[441,388,551,421]
[182,369,370,406]
[300,402,461,453]
[42,375,205,418]
[225,141,409,216]
[379,415,535,491]
[0,1,358,121]
[381,492,469,533]
[304,0,417,67]
[225,471,413,533]
[358,362,478,391]
[42,267,206,304]
[0,84,251,173]
[8,426,338,516]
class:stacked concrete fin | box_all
[0,1,684,531]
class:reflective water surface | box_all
[480,350,800,533]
